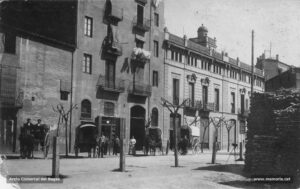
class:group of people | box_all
[19,118,50,159]
[95,135,120,158]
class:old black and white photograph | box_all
[0,0,300,188]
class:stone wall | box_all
[245,90,300,179]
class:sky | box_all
[164,0,300,67]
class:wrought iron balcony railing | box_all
[184,99,201,109]
[132,16,151,32]
[128,82,152,97]
[104,6,123,23]
[97,75,125,93]
[201,102,215,111]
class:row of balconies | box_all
[183,98,250,117]
[97,75,152,97]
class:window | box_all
[202,86,208,105]
[153,71,158,87]
[231,92,235,113]
[154,13,159,27]
[171,50,175,60]
[151,108,158,126]
[189,83,195,106]
[137,4,144,25]
[82,54,92,74]
[4,33,16,54]
[60,91,69,101]
[136,39,144,48]
[241,94,245,113]
[173,79,180,105]
[105,60,116,88]
[215,88,219,112]
[81,99,91,119]
[153,40,159,57]
[104,102,115,116]
[84,16,93,37]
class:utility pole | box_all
[251,30,254,96]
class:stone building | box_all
[0,0,165,153]
[0,0,76,152]
[265,67,300,92]
[162,25,265,151]
[256,53,291,81]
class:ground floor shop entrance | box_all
[0,108,18,153]
[130,106,145,151]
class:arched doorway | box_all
[130,106,145,151]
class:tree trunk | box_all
[173,115,178,167]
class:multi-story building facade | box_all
[256,53,291,81]
[0,0,165,153]
[0,0,77,152]
[73,0,165,152]
[162,25,265,151]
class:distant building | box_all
[163,25,265,151]
[265,67,300,92]
[256,53,291,81]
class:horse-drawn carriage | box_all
[74,123,98,157]
[144,127,162,156]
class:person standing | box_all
[129,136,136,155]
[100,135,106,158]
[23,118,33,135]
[113,136,120,155]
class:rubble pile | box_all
[245,90,300,178]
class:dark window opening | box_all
[4,33,16,54]
[173,78,180,105]
[60,91,69,101]
[153,40,159,57]
[81,99,92,119]
[137,4,144,25]
[105,60,116,88]
[154,13,159,27]
[153,71,158,87]
[151,108,158,126]
[231,92,235,113]
[215,88,219,112]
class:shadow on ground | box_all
[194,164,300,189]
[193,164,247,177]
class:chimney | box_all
[183,34,188,47]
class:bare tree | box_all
[161,97,188,167]
[210,116,225,164]
[223,120,235,152]
[52,104,77,156]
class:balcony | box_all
[97,75,125,93]
[238,108,250,119]
[128,82,152,97]
[102,38,123,58]
[104,6,123,24]
[201,102,215,112]
[185,99,201,109]
[131,48,151,68]
[133,16,151,32]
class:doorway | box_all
[130,106,145,151]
